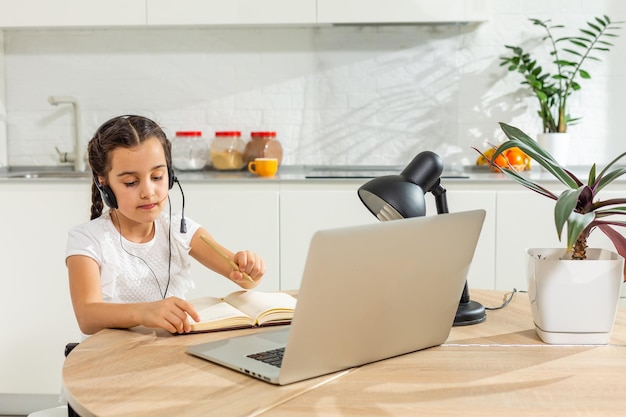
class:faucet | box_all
[48,96,85,172]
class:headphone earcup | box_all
[168,165,175,190]
[93,173,118,209]
[100,184,118,209]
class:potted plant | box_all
[475,122,626,344]
[500,15,621,164]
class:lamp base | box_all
[453,300,486,326]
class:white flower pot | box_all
[526,248,624,344]
[537,132,569,166]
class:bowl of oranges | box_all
[476,146,531,172]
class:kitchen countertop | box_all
[0,164,592,184]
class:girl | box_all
[65,115,265,335]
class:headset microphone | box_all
[175,177,187,233]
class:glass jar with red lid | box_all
[171,131,209,171]
[210,131,246,170]
[243,131,283,166]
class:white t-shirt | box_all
[65,210,200,303]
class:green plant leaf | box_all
[579,69,591,78]
[555,188,586,238]
[594,150,626,192]
[587,164,597,185]
[563,48,583,57]
[498,123,580,188]
[555,60,577,67]
[587,21,602,32]
[570,39,588,48]
[595,207,626,217]
[495,166,558,199]
[581,28,597,38]
[566,212,595,249]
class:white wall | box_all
[2,0,626,169]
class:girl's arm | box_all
[189,227,265,289]
[67,255,200,335]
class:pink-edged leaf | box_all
[597,223,626,281]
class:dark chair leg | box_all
[64,343,81,417]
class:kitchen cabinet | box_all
[147,0,317,26]
[169,182,281,298]
[317,0,488,24]
[279,183,377,290]
[0,181,89,404]
[279,182,496,291]
[0,0,487,28]
[424,187,497,291]
[0,0,145,28]
[495,189,626,292]
[0,179,280,410]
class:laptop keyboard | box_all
[246,347,285,368]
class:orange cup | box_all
[248,158,278,177]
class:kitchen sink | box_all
[0,166,91,179]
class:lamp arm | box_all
[430,182,449,214]
[431,182,476,307]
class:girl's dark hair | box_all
[88,115,171,220]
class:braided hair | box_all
[87,115,171,220]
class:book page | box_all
[189,296,255,332]
[224,291,297,325]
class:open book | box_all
[189,290,297,333]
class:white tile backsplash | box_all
[1,1,626,169]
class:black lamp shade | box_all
[400,151,444,192]
[358,175,426,221]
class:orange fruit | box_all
[506,147,525,165]
[476,148,495,165]
[490,152,507,172]
[505,147,529,171]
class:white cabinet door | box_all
[280,184,496,291]
[280,184,377,290]
[0,181,89,396]
[424,189,497,291]
[317,0,488,24]
[496,189,626,292]
[147,0,317,25]
[170,182,281,298]
[0,0,146,27]
[496,190,562,292]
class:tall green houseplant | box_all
[501,16,621,133]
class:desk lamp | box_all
[357,151,486,326]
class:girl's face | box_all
[103,137,170,229]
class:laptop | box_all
[187,209,485,385]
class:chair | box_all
[27,406,68,417]
[28,343,81,417]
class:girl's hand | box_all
[231,250,266,288]
[139,297,200,334]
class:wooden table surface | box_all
[63,290,626,416]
